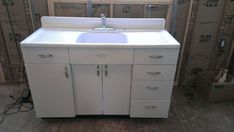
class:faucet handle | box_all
[101,14,105,18]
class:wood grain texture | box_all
[47,0,173,29]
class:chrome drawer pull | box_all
[146,86,158,90]
[38,54,53,58]
[97,53,107,58]
[147,72,161,75]
[149,55,163,59]
[144,106,157,109]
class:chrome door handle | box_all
[96,65,100,76]
[97,53,107,58]
[144,106,157,110]
[147,72,161,75]
[65,66,69,79]
[38,54,53,58]
[104,65,108,77]
[149,55,163,59]
[146,86,158,90]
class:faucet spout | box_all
[93,14,115,31]
[101,14,106,28]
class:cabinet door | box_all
[103,65,132,115]
[72,65,102,115]
[25,64,75,117]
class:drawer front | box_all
[133,65,176,81]
[134,48,179,64]
[130,100,170,118]
[131,81,173,100]
[70,48,134,64]
[22,47,69,64]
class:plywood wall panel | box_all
[0,0,32,83]
[54,3,87,17]
[0,0,26,22]
[92,4,110,17]
[179,0,226,86]
[30,0,49,29]
[189,22,220,58]
[209,0,234,69]
[47,0,173,29]
[173,0,191,43]
[113,4,144,18]
[0,62,5,83]
[146,5,168,18]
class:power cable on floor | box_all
[0,88,33,124]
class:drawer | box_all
[70,48,134,64]
[22,47,69,64]
[131,81,173,100]
[130,100,170,118]
[133,65,176,81]
[134,48,179,64]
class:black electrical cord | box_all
[0,89,34,124]
[0,2,32,124]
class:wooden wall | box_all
[179,0,234,86]
[0,0,33,83]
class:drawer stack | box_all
[130,48,179,118]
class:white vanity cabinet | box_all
[22,47,76,118]
[20,17,180,119]
[22,47,179,118]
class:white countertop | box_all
[21,28,180,48]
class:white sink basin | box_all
[77,32,127,43]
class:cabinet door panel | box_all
[103,65,132,115]
[73,65,102,115]
[25,64,75,117]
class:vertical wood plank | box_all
[110,4,114,18]
[166,5,172,30]
[174,0,195,86]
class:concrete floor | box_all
[0,84,234,132]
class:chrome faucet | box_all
[93,14,115,31]
[101,14,106,28]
